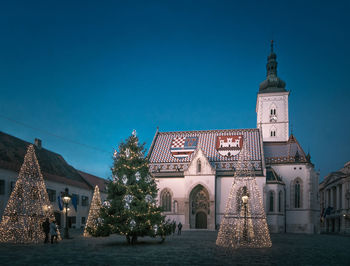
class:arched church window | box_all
[278,191,282,212]
[197,159,201,173]
[161,190,172,212]
[269,191,274,212]
[295,181,301,208]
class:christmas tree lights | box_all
[0,145,57,243]
[216,140,272,249]
[84,185,102,237]
[94,131,172,244]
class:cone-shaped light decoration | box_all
[0,145,57,243]
[84,185,102,237]
[216,139,272,248]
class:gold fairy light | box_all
[0,145,58,243]
[83,185,102,237]
[216,140,272,249]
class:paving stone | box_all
[0,230,349,265]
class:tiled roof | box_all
[0,131,91,190]
[263,134,309,164]
[148,128,263,172]
[78,170,109,193]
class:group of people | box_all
[171,220,182,235]
[42,218,59,244]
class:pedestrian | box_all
[177,222,182,235]
[50,220,58,244]
[172,221,176,235]
[42,218,50,243]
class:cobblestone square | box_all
[0,230,349,265]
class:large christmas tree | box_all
[96,131,171,244]
[0,145,56,243]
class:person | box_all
[42,218,50,243]
[50,220,58,244]
[177,222,182,235]
[172,221,176,235]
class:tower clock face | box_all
[270,115,277,122]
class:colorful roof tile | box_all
[263,134,308,164]
[148,128,263,171]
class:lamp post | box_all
[242,194,249,241]
[62,188,71,239]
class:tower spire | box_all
[270,40,274,53]
[258,40,286,93]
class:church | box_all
[148,43,320,234]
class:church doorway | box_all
[195,212,207,229]
[189,185,209,229]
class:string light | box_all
[83,185,102,237]
[216,141,272,249]
[0,145,58,243]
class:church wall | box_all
[270,164,319,233]
[265,183,285,233]
[156,177,186,225]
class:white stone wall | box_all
[271,163,319,233]
[256,91,290,142]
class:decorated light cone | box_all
[84,185,102,237]
[216,141,272,248]
[0,145,58,243]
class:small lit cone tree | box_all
[216,140,272,249]
[0,145,57,243]
[95,131,172,244]
[84,185,102,237]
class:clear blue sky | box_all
[1,0,349,181]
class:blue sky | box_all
[0,0,349,181]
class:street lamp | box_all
[242,191,249,241]
[62,188,71,239]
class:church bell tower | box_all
[256,41,290,142]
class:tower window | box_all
[270,130,276,137]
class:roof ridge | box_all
[158,128,259,134]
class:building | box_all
[0,131,108,229]
[319,161,350,234]
[148,43,320,233]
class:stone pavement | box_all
[0,230,349,265]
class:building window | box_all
[278,191,282,212]
[47,189,56,202]
[295,181,301,208]
[81,196,89,206]
[72,194,80,205]
[81,217,86,225]
[197,159,201,173]
[270,130,276,137]
[269,191,274,212]
[0,180,5,195]
[161,190,172,212]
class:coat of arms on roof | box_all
[216,135,243,157]
[170,136,198,158]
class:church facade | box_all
[148,43,320,234]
